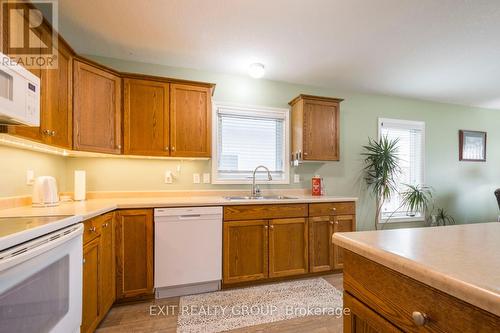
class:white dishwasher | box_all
[154,206,222,298]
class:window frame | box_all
[378,118,426,224]
[211,102,290,185]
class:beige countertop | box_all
[0,194,358,220]
[333,223,500,317]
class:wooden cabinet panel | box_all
[309,216,334,272]
[309,202,356,217]
[303,100,339,160]
[73,60,122,154]
[289,95,342,161]
[269,218,308,278]
[82,237,100,333]
[344,251,500,332]
[224,204,308,221]
[83,217,101,245]
[42,40,73,148]
[98,212,115,314]
[344,292,402,333]
[333,215,355,269]
[223,219,268,284]
[123,78,170,156]
[170,84,211,157]
[115,209,154,300]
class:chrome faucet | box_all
[251,165,273,197]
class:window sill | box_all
[380,216,425,224]
[211,179,290,185]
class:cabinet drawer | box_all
[83,217,101,245]
[224,204,308,221]
[344,251,500,333]
[309,201,355,217]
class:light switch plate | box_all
[164,170,173,184]
[203,173,210,184]
[294,174,300,183]
[193,173,200,184]
[26,170,35,185]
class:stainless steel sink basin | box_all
[224,195,298,201]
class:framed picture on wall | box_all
[459,130,487,162]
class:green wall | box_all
[2,54,499,230]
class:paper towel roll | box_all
[74,170,86,201]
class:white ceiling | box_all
[57,0,500,109]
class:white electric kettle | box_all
[32,176,59,207]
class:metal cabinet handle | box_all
[171,146,175,151]
[42,129,50,136]
[303,152,308,156]
[88,226,96,232]
[50,130,56,136]
[335,221,339,225]
[165,147,169,151]
[332,207,337,211]
[412,311,429,326]
[102,223,108,228]
[82,258,86,264]
[329,221,334,225]
[264,225,268,229]
[117,144,122,149]
[270,225,274,230]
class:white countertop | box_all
[0,195,358,220]
[332,223,500,317]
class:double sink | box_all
[224,195,298,201]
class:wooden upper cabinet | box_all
[223,219,269,284]
[289,94,343,161]
[115,209,154,301]
[268,218,308,278]
[170,84,212,157]
[73,59,122,154]
[42,40,73,148]
[123,78,170,156]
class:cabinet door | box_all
[73,60,122,154]
[123,78,170,156]
[170,84,211,157]
[269,218,308,278]
[43,40,73,148]
[82,237,101,333]
[223,220,268,284]
[309,216,334,272]
[115,209,154,300]
[344,292,402,333]
[98,213,115,315]
[303,100,339,160]
[333,215,355,269]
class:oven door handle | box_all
[0,223,83,272]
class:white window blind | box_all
[212,104,290,183]
[379,118,425,220]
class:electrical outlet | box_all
[193,173,200,184]
[26,170,35,185]
[164,170,173,184]
[203,173,210,184]
[294,174,300,183]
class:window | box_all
[379,118,425,222]
[212,103,290,184]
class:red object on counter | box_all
[312,176,322,196]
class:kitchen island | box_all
[333,223,500,332]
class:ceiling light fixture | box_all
[248,63,265,79]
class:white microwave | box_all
[0,52,40,126]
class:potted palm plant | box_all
[400,184,433,219]
[362,136,400,230]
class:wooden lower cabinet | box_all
[82,237,101,333]
[309,216,334,272]
[269,218,308,278]
[99,213,115,314]
[223,203,356,286]
[343,251,500,332]
[81,212,115,333]
[344,292,402,333]
[333,215,355,269]
[223,220,268,284]
[115,209,154,301]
